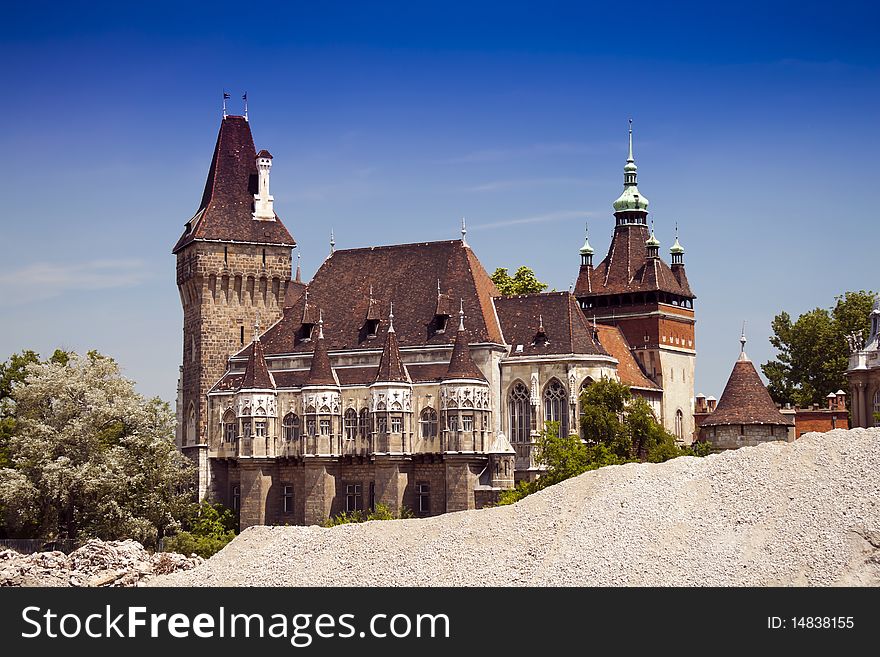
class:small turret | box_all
[579,223,594,267]
[253,149,275,221]
[670,223,685,266]
[645,222,661,259]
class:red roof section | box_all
[575,225,693,299]
[254,240,504,355]
[444,327,487,381]
[374,328,410,383]
[593,324,660,391]
[701,357,793,427]
[493,292,607,357]
[173,116,295,253]
[240,337,274,390]
[304,330,337,387]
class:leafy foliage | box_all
[761,291,875,407]
[322,503,412,526]
[163,502,237,558]
[498,378,705,505]
[490,266,548,296]
[0,351,195,545]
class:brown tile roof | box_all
[240,337,274,389]
[253,240,504,356]
[172,116,296,253]
[574,225,693,299]
[304,329,337,387]
[284,280,307,308]
[374,326,410,383]
[593,324,660,391]
[444,326,487,381]
[493,292,607,357]
[701,356,793,427]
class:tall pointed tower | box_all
[574,121,696,442]
[173,115,296,459]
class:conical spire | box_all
[295,252,302,282]
[444,300,486,381]
[240,325,274,390]
[739,322,748,361]
[579,222,594,256]
[305,310,336,386]
[374,305,409,384]
[613,118,649,214]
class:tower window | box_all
[240,326,245,345]
[417,482,430,515]
[365,319,380,337]
[282,486,294,514]
[224,246,228,264]
[262,248,266,266]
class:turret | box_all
[253,149,275,221]
[370,304,413,453]
[301,312,342,455]
[236,318,278,457]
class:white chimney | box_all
[253,149,275,221]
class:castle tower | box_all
[574,120,696,442]
[172,115,296,466]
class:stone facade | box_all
[847,295,880,428]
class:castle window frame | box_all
[376,415,387,435]
[282,485,294,514]
[390,415,403,434]
[319,418,331,436]
[416,481,430,516]
[345,483,363,512]
[543,378,569,438]
[242,419,252,439]
[508,381,531,443]
[447,414,459,432]
[223,409,236,443]
[344,408,358,440]
[282,413,300,441]
[232,485,240,512]
[462,414,474,432]
[359,408,370,437]
[419,407,438,439]
[306,418,317,437]
[674,409,684,440]
[254,419,266,438]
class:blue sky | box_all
[1,1,877,403]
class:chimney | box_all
[835,389,847,411]
[253,150,275,221]
[826,392,836,410]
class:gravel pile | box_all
[0,539,203,587]
[153,428,880,587]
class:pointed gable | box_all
[240,337,274,390]
[374,326,410,384]
[173,116,295,253]
[702,357,793,427]
[305,328,337,387]
[444,325,487,381]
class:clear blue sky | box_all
[1,0,877,403]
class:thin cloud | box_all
[0,259,151,305]
[441,142,594,164]
[464,177,593,193]
[469,210,597,231]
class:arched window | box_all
[508,382,531,443]
[344,408,358,439]
[359,408,370,437]
[543,378,569,437]
[223,409,236,443]
[186,403,196,446]
[675,409,684,440]
[420,407,438,439]
[282,413,300,441]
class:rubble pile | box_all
[0,539,202,587]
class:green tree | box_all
[490,266,548,296]
[762,291,875,407]
[163,502,237,558]
[322,503,412,526]
[0,351,195,544]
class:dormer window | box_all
[300,323,314,342]
[434,314,449,334]
[365,319,380,338]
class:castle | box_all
[173,114,696,527]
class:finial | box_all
[388,302,395,333]
[461,217,468,245]
[330,229,335,255]
[295,252,302,283]
[628,118,634,162]
[369,284,374,300]
[318,310,324,340]
[253,312,260,340]
[242,92,248,121]
[539,314,545,332]
[222,90,230,118]
[437,278,442,296]
[458,299,465,331]
[739,321,748,360]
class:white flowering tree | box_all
[0,351,194,545]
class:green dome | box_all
[613,186,649,212]
[646,231,660,247]
[670,235,685,255]
[579,235,594,255]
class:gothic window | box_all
[448,414,459,432]
[675,409,684,440]
[462,414,474,432]
[508,382,531,443]
[420,407,438,439]
[376,416,387,434]
[543,378,569,437]
[282,413,300,441]
[359,408,370,437]
[223,410,236,442]
[242,419,252,438]
[344,409,358,439]
[254,419,266,438]
[186,403,196,446]
[306,418,317,437]
[319,419,331,436]
[391,416,403,433]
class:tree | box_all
[490,266,548,296]
[0,351,195,545]
[163,502,237,558]
[498,379,695,504]
[762,291,875,407]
